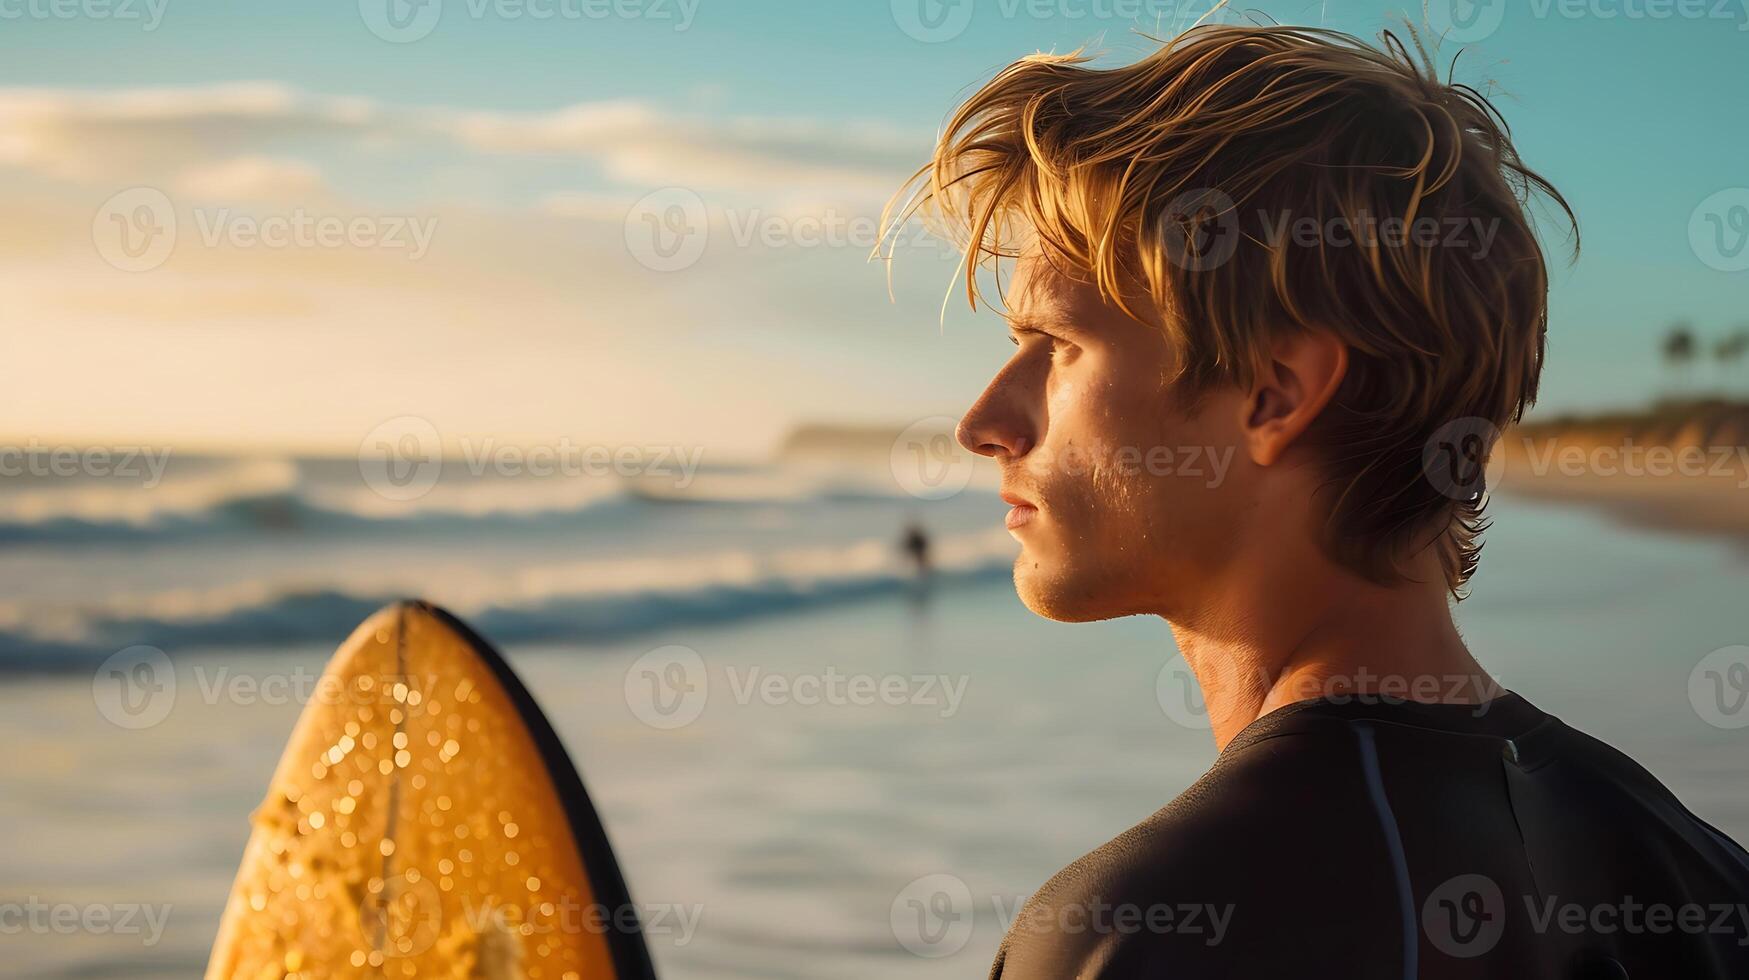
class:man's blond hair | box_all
[884,24,1577,594]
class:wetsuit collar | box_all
[1220,690,1547,758]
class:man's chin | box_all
[1011,559,1124,624]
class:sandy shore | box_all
[1493,401,1749,544]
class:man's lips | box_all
[1000,491,1039,531]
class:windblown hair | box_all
[882,23,1577,596]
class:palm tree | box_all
[1662,322,1696,397]
[1715,327,1749,396]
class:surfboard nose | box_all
[333,599,447,656]
[322,600,489,697]
[206,600,651,980]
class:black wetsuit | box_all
[989,693,1749,979]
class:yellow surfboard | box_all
[206,601,656,980]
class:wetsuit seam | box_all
[1498,758,1547,911]
[1354,721,1417,980]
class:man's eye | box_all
[1008,332,1073,359]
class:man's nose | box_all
[956,378,1035,460]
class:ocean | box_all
[2,455,1746,977]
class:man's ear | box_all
[1240,330,1348,467]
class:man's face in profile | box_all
[956,253,1256,624]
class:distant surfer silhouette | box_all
[900,519,933,608]
[901,520,931,575]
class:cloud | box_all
[0,82,375,183]
[0,81,926,206]
[173,155,328,204]
[450,101,920,199]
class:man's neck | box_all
[1166,559,1500,751]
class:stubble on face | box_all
[995,257,1236,623]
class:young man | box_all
[885,24,1749,979]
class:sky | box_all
[2,0,1746,457]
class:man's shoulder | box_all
[990,726,1401,978]
[1044,717,1403,893]
[990,697,1749,979]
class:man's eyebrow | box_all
[1002,312,1078,335]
